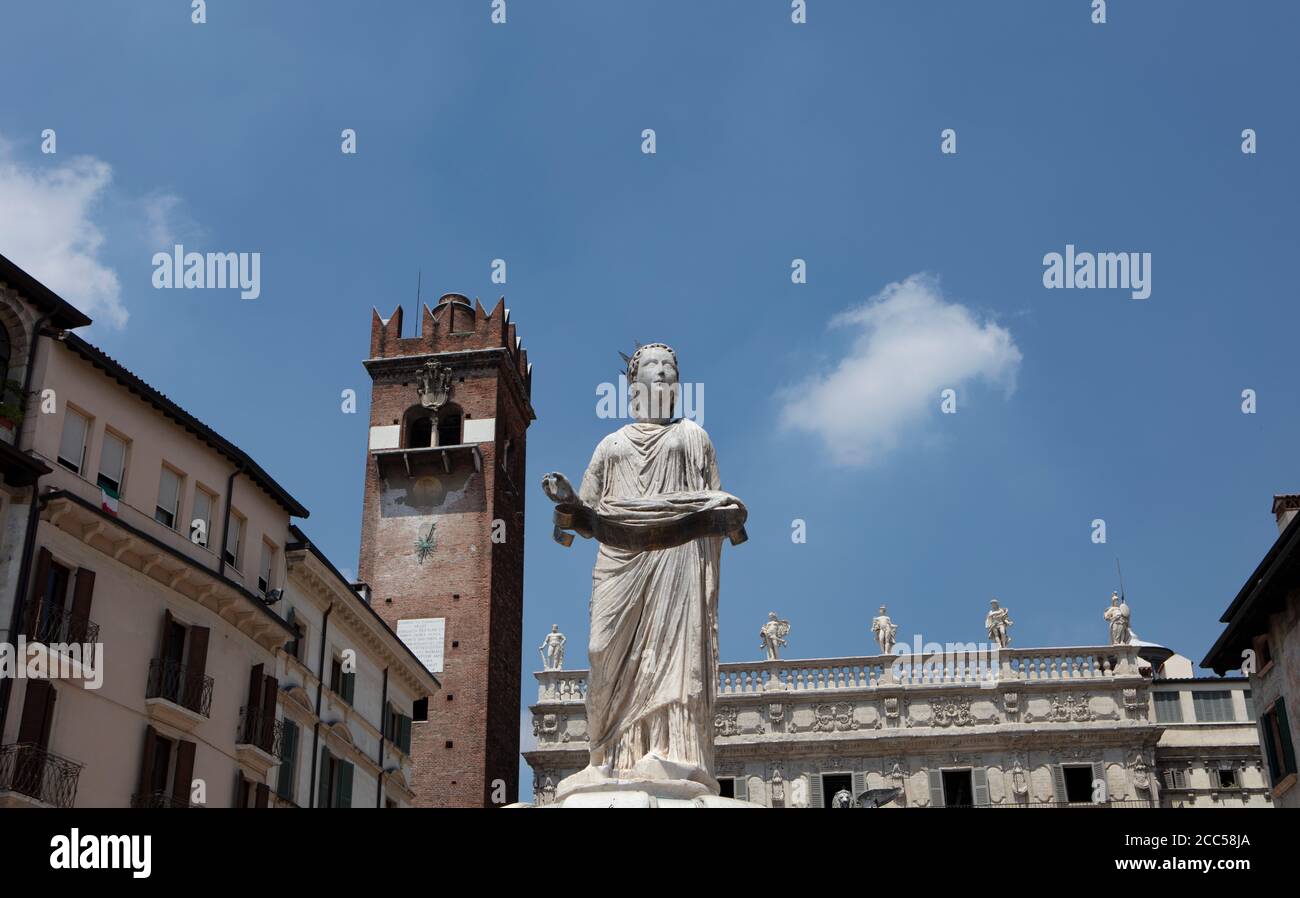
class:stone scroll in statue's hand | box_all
[542,471,748,551]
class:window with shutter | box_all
[971,768,990,806]
[225,511,244,568]
[1153,691,1183,722]
[1051,765,1068,802]
[342,671,356,705]
[1193,690,1235,723]
[733,775,748,803]
[97,432,127,495]
[258,541,274,595]
[155,466,182,529]
[191,488,213,547]
[17,679,57,749]
[277,721,298,801]
[335,761,354,808]
[172,740,196,806]
[808,773,824,809]
[317,748,333,807]
[57,409,89,473]
[69,567,95,647]
[927,770,944,808]
[1091,761,1107,803]
[851,770,868,803]
[137,726,159,800]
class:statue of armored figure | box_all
[1104,591,1131,645]
[759,612,791,661]
[541,343,748,802]
[539,624,567,671]
[985,599,1013,648]
[871,605,898,655]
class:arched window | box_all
[436,408,463,447]
[405,413,433,448]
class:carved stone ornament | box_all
[416,360,453,410]
[1044,693,1095,723]
[813,702,859,733]
[1009,755,1030,796]
[714,705,740,737]
[930,696,974,728]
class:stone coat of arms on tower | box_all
[416,360,453,410]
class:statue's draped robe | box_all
[578,419,736,778]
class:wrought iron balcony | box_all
[130,790,194,808]
[145,658,213,718]
[19,598,99,658]
[238,706,283,757]
[0,743,84,808]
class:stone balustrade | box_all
[535,645,1141,704]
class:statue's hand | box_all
[541,472,578,505]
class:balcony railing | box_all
[145,658,213,718]
[0,743,84,808]
[130,791,194,808]
[19,598,99,663]
[238,706,283,756]
[536,645,1143,702]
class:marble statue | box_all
[759,612,790,661]
[871,605,898,655]
[541,343,748,803]
[985,599,1013,648]
[539,624,567,671]
[831,788,854,808]
[1104,591,1131,646]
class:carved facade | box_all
[524,644,1271,808]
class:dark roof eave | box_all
[0,252,93,329]
[1202,511,1300,673]
[0,440,52,487]
[60,333,309,518]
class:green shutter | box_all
[335,761,354,808]
[277,721,298,800]
[399,715,411,753]
[1277,700,1297,775]
[317,748,331,807]
[342,672,356,705]
[808,774,824,809]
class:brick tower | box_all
[358,294,533,807]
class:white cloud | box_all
[0,144,127,328]
[778,274,1022,466]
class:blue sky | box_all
[3,1,1298,778]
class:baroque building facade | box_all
[524,642,1269,808]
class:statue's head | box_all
[1110,592,1120,606]
[551,624,559,632]
[627,343,678,422]
[768,611,777,621]
[878,605,887,614]
[990,599,1000,609]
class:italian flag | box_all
[100,484,119,516]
